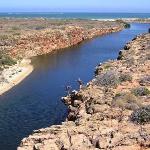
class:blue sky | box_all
[0,0,150,12]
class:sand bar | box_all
[0,59,33,96]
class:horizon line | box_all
[0,11,150,13]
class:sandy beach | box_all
[0,59,33,96]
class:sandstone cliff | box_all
[11,26,122,57]
[10,25,123,58]
[18,32,150,150]
[0,19,125,60]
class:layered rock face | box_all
[18,33,150,150]
[10,26,122,58]
[0,19,125,60]
[0,19,125,58]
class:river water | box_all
[0,23,149,150]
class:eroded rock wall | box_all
[10,26,123,58]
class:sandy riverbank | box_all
[0,59,33,96]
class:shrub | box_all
[116,19,131,28]
[94,71,133,87]
[11,26,20,30]
[35,25,46,30]
[103,64,112,70]
[130,105,150,124]
[94,67,99,75]
[94,70,120,87]
[119,73,132,82]
[117,51,124,60]
[13,32,21,36]
[0,34,9,40]
[86,25,95,29]
[140,76,150,86]
[124,45,130,50]
[132,87,150,96]
[112,92,141,110]
[0,53,16,66]
[124,23,131,28]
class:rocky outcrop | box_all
[0,19,126,63]
[18,33,150,150]
[10,25,123,58]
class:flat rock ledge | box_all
[18,33,150,150]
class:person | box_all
[65,85,72,95]
[77,78,83,89]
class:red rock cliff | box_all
[10,25,123,58]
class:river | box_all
[0,23,149,150]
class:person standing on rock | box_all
[77,78,83,89]
[65,85,72,95]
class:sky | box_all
[0,0,150,13]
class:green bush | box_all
[116,19,130,28]
[0,34,9,40]
[117,50,124,60]
[130,105,150,124]
[11,26,20,30]
[35,25,46,30]
[94,70,120,87]
[119,73,132,82]
[124,45,130,50]
[124,23,131,28]
[103,64,112,70]
[0,53,16,66]
[140,76,150,86]
[112,92,141,110]
[132,87,150,96]
[86,24,95,29]
[94,70,133,87]
[13,32,21,36]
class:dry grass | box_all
[112,92,142,110]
